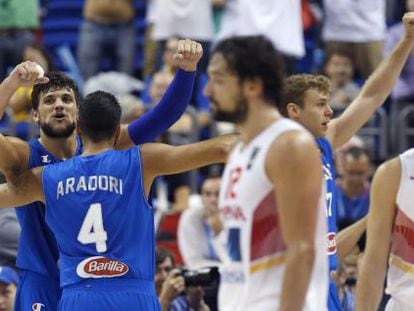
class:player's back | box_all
[42,147,155,288]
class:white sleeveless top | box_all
[386,149,414,307]
[217,118,327,311]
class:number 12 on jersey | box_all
[77,203,108,253]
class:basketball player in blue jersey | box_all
[278,12,414,310]
[0,90,235,310]
[0,39,203,310]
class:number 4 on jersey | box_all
[77,203,108,253]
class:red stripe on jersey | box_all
[391,206,414,263]
[250,191,286,261]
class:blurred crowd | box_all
[1,0,413,310]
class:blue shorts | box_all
[14,270,61,311]
[59,278,161,311]
[328,276,342,311]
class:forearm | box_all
[361,37,414,103]
[336,216,367,261]
[125,69,196,146]
[356,258,386,310]
[330,37,414,148]
[159,293,172,311]
[279,244,315,311]
[0,77,19,119]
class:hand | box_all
[173,39,203,72]
[7,61,49,88]
[403,12,414,40]
[160,269,186,301]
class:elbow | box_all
[286,241,316,266]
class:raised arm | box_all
[355,158,400,311]
[141,134,238,196]
[266,130,322,311]
[327,13,414,150]
[0,61,48,119]
[0,167,44,208]
[115,39,203,149]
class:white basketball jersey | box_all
[386,149,414,307]
[218,118,328,311]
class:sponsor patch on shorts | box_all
[326,232,337,255]
[76,256,129,278]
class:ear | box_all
[243,77,262,99]
[31,109,40,124]
[286,102,301,119]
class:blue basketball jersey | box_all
[42,147,155,288]
[316,137,338,271]
[15,138,82,278]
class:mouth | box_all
[53,113,67,121]
[321,121,329,130]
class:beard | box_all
[40,121,76,138]
[212,95,248,124]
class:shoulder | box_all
[372,156,401,194]
[265,129,317,172]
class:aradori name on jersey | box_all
[56,175,123,199]
[76,256,129,278]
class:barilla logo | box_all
[76,256,129,278]
[326,232,337,255]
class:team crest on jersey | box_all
[76,256,129,278]
[326,232,337,255]
[40,155,52,164]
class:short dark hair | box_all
[79,91,122,143]
[212,35,285,105]
[155,247,175,267]
[344,146,370,160]
[31,71,81,110]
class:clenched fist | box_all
[173,39,203,72]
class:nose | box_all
[326,104,333,117]
[54,98,65,110]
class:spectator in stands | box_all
[335,261,356,311]
[0,0,39,80]
[0,174,20,269]
[0,266,19,311]
[155,248,210,311]
[216,0,304,73]
[0,210,20,269]
[142,37,212,131]
[322,0,386,79]
[323,50,360,115]
[336,147,372,231]
[6,43,54,140]
[9,43,54,122]
[118,94,145,124]
[77,0,136,79]
[386,0,414,102]
[147,70,194,211]
[151,0,214,73]
[334,135,365,178]
[178,174,223,269]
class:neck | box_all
[39,132,78,160]
[342,182,365,198]
[81,140,114,156]
[237,101,281,144]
